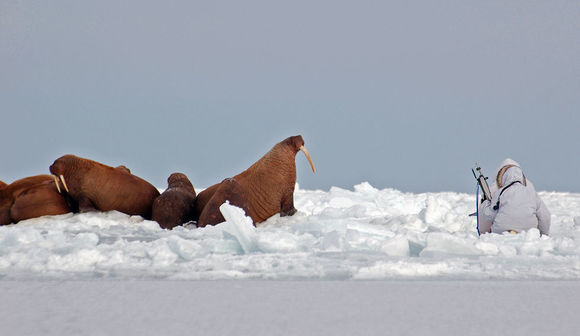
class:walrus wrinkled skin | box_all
[194,135,315,227]
[49,155,160,219]
[152,173,197,229]
[196,178,250,227]
[0,175,71,225]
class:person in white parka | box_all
[478,158,551,235]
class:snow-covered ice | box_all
[1,182,579,281]
[2,182,580,335]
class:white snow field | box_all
[1,183,580,335]
[1,183,579,281]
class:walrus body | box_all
[49,155,160,219]
[152,173,197,229]
[0,175,70,225]
[194,135,315,227]
[196,178,250,227]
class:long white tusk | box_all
[299,146,316,174]
[59,175,70,193]
[53,175,62,193]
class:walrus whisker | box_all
[53,175,62,193]
[59,175,70,193]
[299,146,316,174]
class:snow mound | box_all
[1,183,579,280]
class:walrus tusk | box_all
[299,146,316,174]
[53,175,62,193]
[59,175,70,193]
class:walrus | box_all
[0,175,71,225]
[0,181,7,188]
[152,173,197,229]
[49,154,160,219]
[194,135,315,227]
[196,178,250,227]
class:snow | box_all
[2,183,580,335]
[1,182,580,280]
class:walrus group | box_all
[0,135,316,229]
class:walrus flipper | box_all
[77,194,98,213]
[279,186,297,217]
[197,178,250,228]
[0,207,12,226]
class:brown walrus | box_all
[0,175,71,225]
[194,135,315,227]
[152,173,197,229]
[49,154,160,219]
[196,178,250,227]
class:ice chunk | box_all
[380,236,410,257]
[420,232,481,258]
[219,202,259,254]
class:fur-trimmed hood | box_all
[495,158,526,188]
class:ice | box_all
[218,202,259,254]
[2,183,580,335]
[1,182,580,280]
[2,280,579,336]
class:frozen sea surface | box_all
[1,183,579,280]
[2,183,580,335]
[1,280,578,336]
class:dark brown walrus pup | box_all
[152,173,197,229]
[49,154,160,219]
[0,175,71,225]
[194,135,315,227]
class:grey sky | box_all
[1,1,579,193]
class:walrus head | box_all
[49,155,79,194]
[282,135,316,173]
[167,173,196,194]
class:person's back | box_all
[479,159,551,235]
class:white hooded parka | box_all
[478,159,551,235]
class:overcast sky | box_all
[1,1,578,193]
